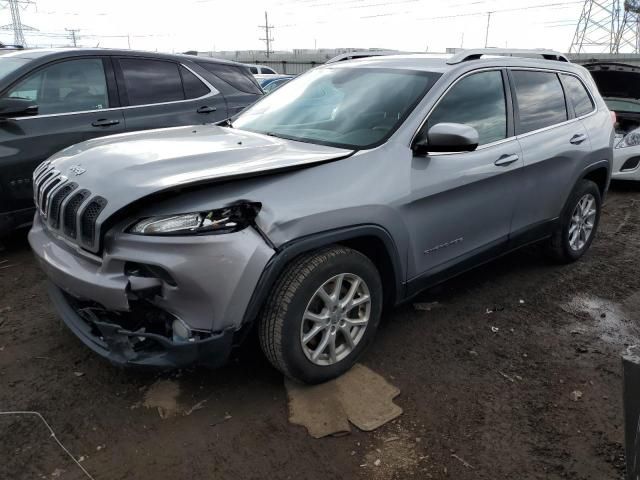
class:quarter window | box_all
[180,66,210,99]
[561,74,594,117]
[428,70,507,146]
[512,71,568,134]
[119,58,184,106]
[197,62,262,95]
[5,58,109,115]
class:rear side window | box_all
[180,66,210,99]
[263,67,276,74]
[197,62,262,95]
[119,58,184,106]
[512,70,567,134]
[561,74,594,117]
[428,70,507,146]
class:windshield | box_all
[0,56,28,81]
[605,98,640,113]
[233,67,441,149]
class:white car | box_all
[245,64,278,75]
[587,63,640,181]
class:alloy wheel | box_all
[568,193,597,251]
[300,273,371,366]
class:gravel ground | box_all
[0,184,639,480]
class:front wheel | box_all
[258,246,383,384]
[548,179,601,263]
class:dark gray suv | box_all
[0,48,262,234]
[29,49,614,383]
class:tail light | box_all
[610,110,617,125]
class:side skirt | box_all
[403,218,559,301]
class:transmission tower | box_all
[569,0,621,53]
[0,0,37,47]
[615,0,640,52]
[259,11,274,57]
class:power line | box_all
[259,11,274,57]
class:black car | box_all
[0,48,263,234]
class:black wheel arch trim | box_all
[242,224,405,326]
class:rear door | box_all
[509,69,592,236]
[114,57,227,131]
[0,57,123,221]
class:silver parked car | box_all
[29,49,613,383]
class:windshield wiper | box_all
[217,118,234,128]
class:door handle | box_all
[91,118,120,127]
[494,154,519,167]
[570,133,587,145]
[197,106,217,114]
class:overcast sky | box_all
[0,0,593,53]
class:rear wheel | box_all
[258,246,383,384]
[548,179,601,263]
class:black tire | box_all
[258,246,383,384]
[548,179,601,263]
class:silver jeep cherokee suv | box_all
[29,49,614,383]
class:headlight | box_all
[128,202,261,235]
[617,128,640,148]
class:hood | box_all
[47,123,353,216]
[584,62,640,100]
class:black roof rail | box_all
[446,48,569,65]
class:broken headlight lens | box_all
[617,128,640,148]
[128,203,261,236]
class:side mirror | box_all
[413,122,479,155]
[0,97,38,120]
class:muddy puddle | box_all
[562,293,640,346]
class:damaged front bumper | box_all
[48,282,235,368]
[28,213,275,369]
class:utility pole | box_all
[0,0,37,47]
[65,28,80,47]
[484,11,493,48]
[259,11,274,57]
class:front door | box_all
[0,57,124,223]
[405,69,522,282]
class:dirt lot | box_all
[1,184,639,480]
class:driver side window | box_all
[5,58,109,115]
[428,70,507,146]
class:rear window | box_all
[249,66,258,74]
[512,70,568,134]
[119,58,184,105]
[197,62,262,95]
[561,74,594,117]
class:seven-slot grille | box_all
[32,161,107,250]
